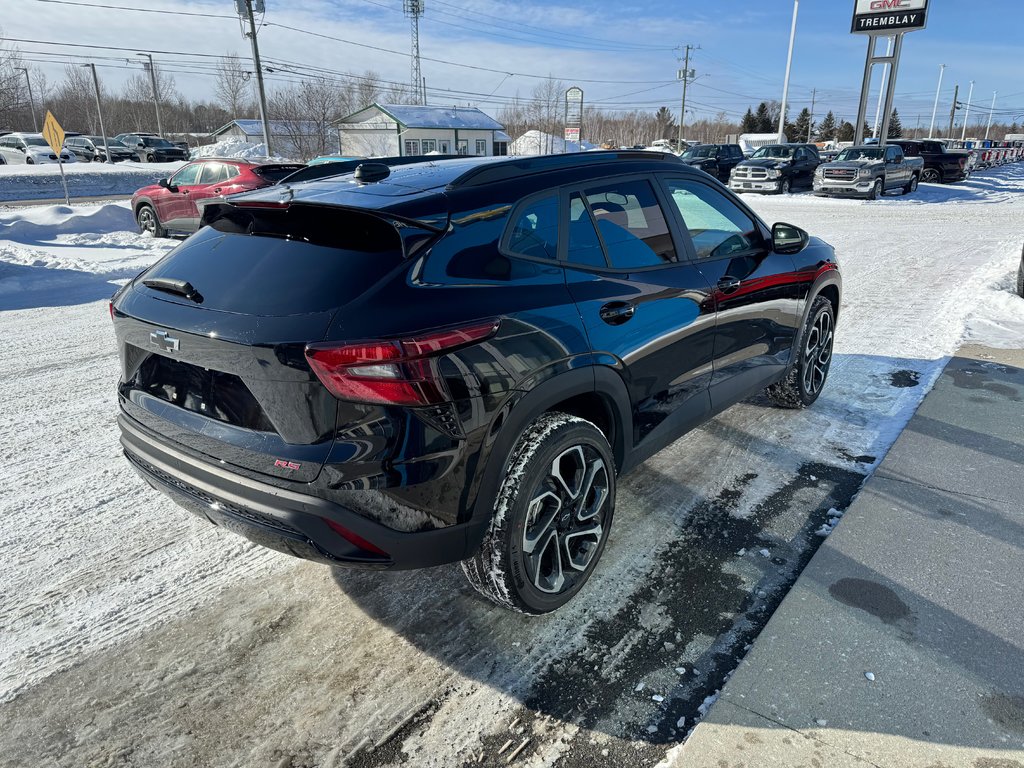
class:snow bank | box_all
[0,162,184,202]
[189,139,295,162]
[963,256,1024,349]
[0,202,134,242]
[509,130,595,156]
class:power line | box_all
[34,0,236,18]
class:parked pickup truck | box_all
[889,140,971,184]
[728,143,821,194]
[813,144,923,200]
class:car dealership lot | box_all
[1,166,1023,767]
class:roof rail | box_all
[448,151,682,189]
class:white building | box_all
[207,119,322,158]
[333,104,508,158]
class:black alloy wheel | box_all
[462,412,615,614]
[921,168,941,183]
[766,295,836,408]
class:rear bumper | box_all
[118,413,486,570]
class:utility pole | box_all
[914,113,921,139]
[947,84,959,139]
[960,80,975,141]
[985,91,997,140]
[676,44,697,149]
[807,88,816,142]
[404,0,425,105]
[778,0,800,142]
[928,64,945,138]
[136,53,163,136]
[240,0,272,153]
[15,67,38,131]
[83,64,111,164]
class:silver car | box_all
[0,133,76,164]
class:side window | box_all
[731,146,743,159]
[886,147,899,163]
[579,178,676,268]
[170,163,203,186]
[198,162,224,184]
[221,163,241,182]
[504,194,560,261]
[566,192,608,268]
[664,179,761,260]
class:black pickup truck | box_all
[890,140,971,184]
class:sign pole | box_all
[42,110,70,205]
[854,35,877,145]
[877,32,903,145]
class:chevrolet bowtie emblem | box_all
[150,330,180,353]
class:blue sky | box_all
[6,0,1024,128]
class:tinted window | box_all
[141,207,403,316]
[665,179,760,260]
[581,179,675,268]
[731,146,743,159]
[505,194,559,260]
[567,192,608,268]
[171,164,203,185]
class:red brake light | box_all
[306,320,500,406]
[109,300,115,320]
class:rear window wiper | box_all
[142,277,204,303]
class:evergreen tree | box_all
[654,106,677,140]
[837,120,855,142]
[817,111,837,141]
[740,107,757,134]
[887,108,903,138]
[754,102,772,133]
[793,107,813,142]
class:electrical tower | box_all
[404,0,425,105]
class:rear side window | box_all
[505,194,559,260]
[580,178,676,268]
[198,163,225,184]
[664,179,760,260]
[140,207,404,316]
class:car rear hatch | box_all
[114,202,441,483]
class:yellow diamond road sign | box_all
[42,111,65,156]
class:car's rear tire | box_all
[921,168,941,184]
[136,204,166,238]
[766,296,835,409]
[462,412,615,615]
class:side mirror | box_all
[772,222,809,255]
[158,178,169,188]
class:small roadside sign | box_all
[42,111,65,156]
[564,127,581,143]
[42,110,71,205]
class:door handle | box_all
[717,276,742,293]
[182,190,190,195]
[599,301,636,325]
[213,187,222,194]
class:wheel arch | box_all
[467,365,632,539]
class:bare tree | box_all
[269,77,340,159]
[214,54,252,118]
[0,33,27,129]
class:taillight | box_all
[108,300,114,320]
[305,320,500,406]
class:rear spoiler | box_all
[199,200,447,260]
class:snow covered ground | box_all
[0,165,1022,767]
[0,161,185,202]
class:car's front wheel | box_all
[462,412,615,614]
[766,296,835,408]
[868,178,883,200]
[780,177,792,194]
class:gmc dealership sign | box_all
[852,0,929,34]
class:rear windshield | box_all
[138,206,404,315]
[251,164,306,183]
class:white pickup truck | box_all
[813,144,923,200]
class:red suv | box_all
[132,158,303,237]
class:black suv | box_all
[114,133,189,162]
[678,144,745,182]
[729,144,820,195]
[111,152,841,614]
